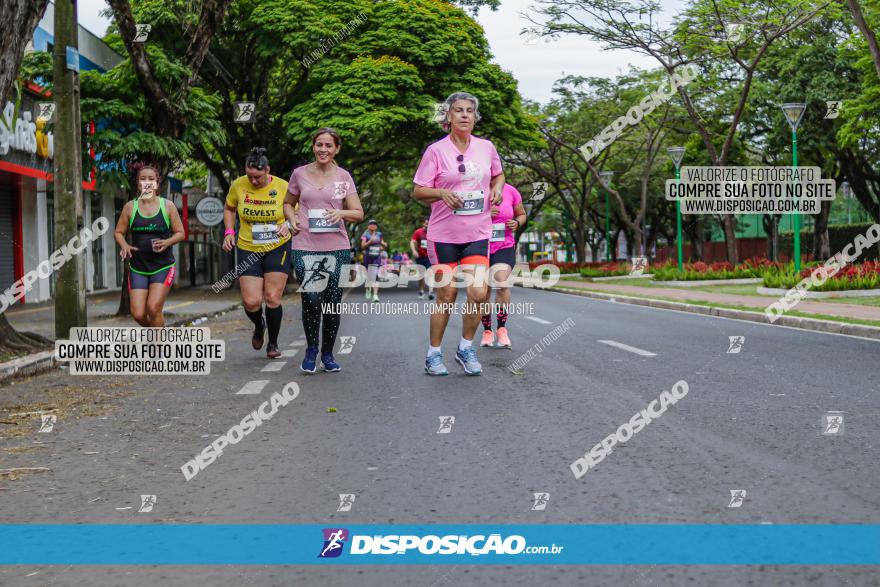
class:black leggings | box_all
[292,249,348,354]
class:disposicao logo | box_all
[319,528,349,558]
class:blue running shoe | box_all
[455,346,482,375]
[321,352,341,372]
[425,351,448,376]
[301,346,318,373]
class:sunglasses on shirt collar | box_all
[456,154,466,173]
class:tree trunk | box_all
[572,226,586,264]
[0,0,49,103]
[610,229,622,262]
[644,225,657,263]
[723,215,738,264]
[814,201,832,259]
[0,0,51,352]
[623,230,632,258]
[632,227,643,259]
[585,231,601,262]
[846,0,880,79]
[686,217,704,262]
[765,215,781,261]
[0,313,52,354]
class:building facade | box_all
[1,4,123,305]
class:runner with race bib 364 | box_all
[413,91,505,376]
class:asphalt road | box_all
[1,283,878,586]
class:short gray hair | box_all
[435,91,481,132]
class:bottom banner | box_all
[1,525,878,565]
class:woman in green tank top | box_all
[113,163,185,326]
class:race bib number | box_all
[368,245,381,256]
[420,239,427,249]
[490,223,506,242]
[308,209,341,233]
[252,222,279,244]
[453,191,485,216]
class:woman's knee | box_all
[264,289,283,308]
[145,301,164,319]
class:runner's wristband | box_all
[224,228,235,236]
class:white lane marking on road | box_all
[281,349,300,358]
[597,339,657,357]
[524,316,552,325]
[236,380,269,395]
[569,294,880,343]
[289,340,304,347]
[261,362,286,372]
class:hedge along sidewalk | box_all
[536,279,880,337]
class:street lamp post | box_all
[599,171,614,261]
[781,102,807,272]
[667,146,686,270]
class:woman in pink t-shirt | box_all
[284,127,364,374]
[480,183,527,349]
[412,91,506,376]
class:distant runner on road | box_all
[222,147,294,359]
[410,217,434,300]
[286,127,365,373]
[360,219,386,302]
[481,183,527,349]
[412,91,505,376]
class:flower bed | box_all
[528,261,607,272]
[527,260,652,278]
[762,261,880,292]
[652,258,784,281]
[578,262,637,278]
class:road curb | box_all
[0,350,57,385]
[0,302,244,385]
[168,303,243,328]
[539,285,880,341]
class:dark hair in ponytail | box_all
[245,147,269,170]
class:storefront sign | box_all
[0,102,54,159]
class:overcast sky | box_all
[75,0,684,104]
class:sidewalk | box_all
[5,287,245,341]
[551,279,880,323]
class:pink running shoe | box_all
[496,327,511,349]
[480,330,495,347]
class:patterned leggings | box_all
[292,249,348,354]
[481,304,508,330]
